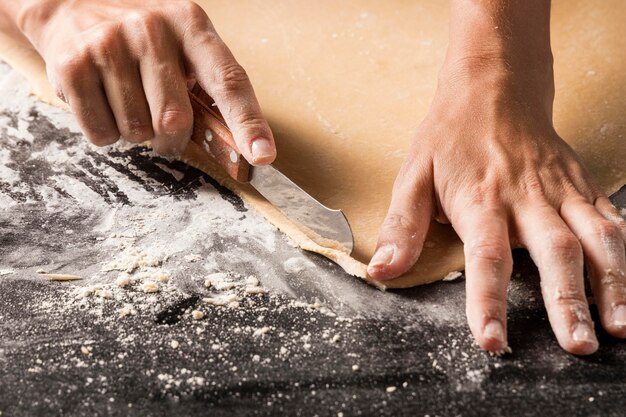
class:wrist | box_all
[440,50,554,90]
[439,0,556,116]
[446,0,553,72]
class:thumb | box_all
[368,161,434,280]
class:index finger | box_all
[176,5,276,166]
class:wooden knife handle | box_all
[188,84,250,182]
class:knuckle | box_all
[466,239,510,266]
[184,27,221,51]
[462,181,499,208]
[382,212,418,235]
[597,206,626,235]
[182,1,209,23]
[156,108,193,137]
[590,219,622,243]
[551,287,588,310]
[120,118,153,142]
[177,1,214,39]
[599,268,626,289]
[214,63,250,92]
[566,159,590,181]
[545,230,581,257]
[475,292,505,310]
[53,51,91,83]
[521,175,545,197]
[87,26,121,62]
[125,10,164,39]
[232,110,267,132]
[125,10,156,28]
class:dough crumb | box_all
[80,346,92,356]
[155,272,170,283]
[41,273,82,281]
[205,272,235,291]
[184,254,203,263]
[95,288,113,299]
[245,286,266,294]
[142,281,159,293]
[170,340,180,349]
[203,294,239,306]
[101,249,162,274]
[115,273,131,288]
[352,364,359,371]
[253,326,271,337]
[443,271,463,282]
[118,306,133,317]
[214,282,236,291]
[77,288,94,298]
[191,310,204,321]
[386,386,397,393]
[207,272,229,280]
[245,276,259,286]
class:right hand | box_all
[16,0,276,163]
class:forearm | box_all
[443,0,555,118]
[448,0,552,65]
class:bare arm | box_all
[369,0,626,355]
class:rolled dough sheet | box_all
[1,1,624,288]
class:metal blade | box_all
[249,165,354,253]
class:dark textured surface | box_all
[1,102,626,416]
[1,258,626,417]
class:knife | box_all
[188,84,354,254]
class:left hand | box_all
[367,53,626,355]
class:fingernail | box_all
[367,245,395,276]
[484,319,505,344]
[572,322,597,344]
[250,138,275,164]
[613,305,626,327]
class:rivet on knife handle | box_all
[188,84,250,183]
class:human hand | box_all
[15,0,275,162]
[368,1,626,355]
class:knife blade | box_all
[188,85,354,254]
